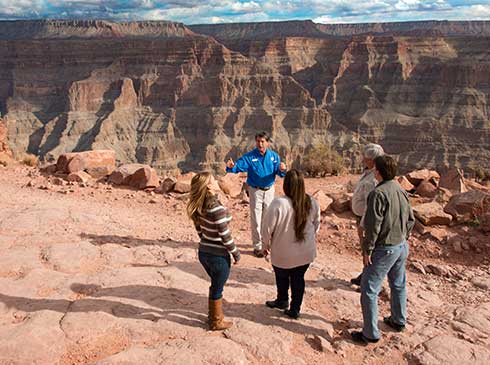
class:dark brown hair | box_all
[374,155,397,181]
[283,169,312,241]
[255,131,270,141]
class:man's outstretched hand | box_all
[226,158,235,169]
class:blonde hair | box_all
[186,172,214,223]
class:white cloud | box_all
[314,3,490,23]
[0,0,43,17]
[0,0,488,23]
[230,1,262,14]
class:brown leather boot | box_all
[208,298,232,331]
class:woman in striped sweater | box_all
[187,172,241,330]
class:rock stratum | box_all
[1,19,489,173]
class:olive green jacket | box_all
[362,180,415,255]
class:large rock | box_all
[425,263,457,277]
[174,172,195,194]
[413,202,452,226]
[396,176,415,191]
[156,177,177,194]
[408,335,490,365]
[480,213,490,232]
[434,187,453,204]
[108,164,147,185]
[416,180,437,198]
[444,190,490,223]
[218,173,244,197]
[56,150,116,178]
[329,193,352,213]
[67,171,91,183]
[406,169,440,186]
[466,179,490,192]
[312,190,333,212]
[439,168,468,193]
[477,193,490,232]
[126,165,160,189]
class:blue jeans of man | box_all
[361,241,409,340]
[198,250,231,300]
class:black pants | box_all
[273,264,310,312]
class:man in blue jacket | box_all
[226,131,287,257]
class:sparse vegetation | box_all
[301,144,346,177]
[474,167,490,182]
[21,153,39,167]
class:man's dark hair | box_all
[374,155,397,181]
[255,131,270,141]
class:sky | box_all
[0,0,489,24]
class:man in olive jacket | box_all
[351,155,415,344]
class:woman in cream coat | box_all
[262,169,321,319]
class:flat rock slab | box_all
[413,202,452,226]
[224,318,304,365]
[0,311,67,365]
[408,335,490,365]
[94,337,249,365]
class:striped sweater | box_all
[194,199,239,258]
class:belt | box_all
[250,186,271,191]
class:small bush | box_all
[21,153,39,167]
[301,145,345,177]
[474,167,490,182]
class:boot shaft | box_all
[208,298,232,331]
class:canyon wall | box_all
[1,20,489,172]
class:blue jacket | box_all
[226,148,285,188]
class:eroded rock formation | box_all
[1,19,489,173]
[0,118,11,157]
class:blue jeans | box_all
[361,241,409,340]
[198,250,231,300]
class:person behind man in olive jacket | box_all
[351,155,415,345]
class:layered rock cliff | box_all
[0,118,11,157]
[1,20,489,172]
[0,19,196,40]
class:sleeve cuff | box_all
[363,249,373,256]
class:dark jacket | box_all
[362,180,415,255]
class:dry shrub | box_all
[301,145,345,177]
[474,167,490,182]
[21,153,39,167]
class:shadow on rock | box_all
[80,233,196,249]
[0,283,335,341]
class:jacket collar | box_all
[253,148,269,157]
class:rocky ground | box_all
[1,164,489,365]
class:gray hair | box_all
[363,143,384,160]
